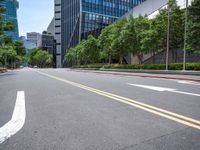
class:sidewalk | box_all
[71,68,200,82]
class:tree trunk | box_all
[108,54,112,64]
[152,50,155,64]
[119,55,123,64]
[137,54,143,64]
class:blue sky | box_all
[18,0,54,36]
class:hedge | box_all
[73,64,105,69]
[73,63,200,71]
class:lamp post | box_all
[166,1,171,71]
[183,0,189,71]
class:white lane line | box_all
[128,84,176,92]
[128,84,200,97]
[0,91,26,144]
[172,91,200,97]
[177,80,200,86]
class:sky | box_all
[17,0,54,37]
[17,0,190,37]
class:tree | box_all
[13,41,26,56]
[187,0,200,53]
[0,45,20,68]
[0,4,23,68]
[168,0,185,62]
[83,35,99,63]
[42,30,47,34]
[98,23,116,64]
[0,5,15,36]
[110,19,128,64]
[27,49,52,68]
[122,16,150,64]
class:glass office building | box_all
[0,0,19,40]
[55,0,146,67]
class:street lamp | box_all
[183,0,189,71]
[166,1,171,71]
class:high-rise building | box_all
[0,0,19,40]
[20,36,37,53]
[54,0,147,67]
[47,17,55,36]
[26,32,41,46]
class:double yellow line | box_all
[36,70,200,130]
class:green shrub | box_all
[168,63,183,70]
[73,64,104,69]
[186,63,200,70]
[73,63,200,71]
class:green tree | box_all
[122,16,150,64]
[187,0,200,52]
[27,48,52,68]
[98,23,116,64]
[83,35,99,63]
[110,19,128,64]
[13,41,26,56]
[168,0,185,62]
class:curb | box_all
[99,68,200,76]
[71,68,200,82]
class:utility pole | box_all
[166,1,170,71]
[183,0,188,71]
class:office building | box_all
[26,32,41,46]
[54,0,147,67]
[37,34,55,55]
[20,36,37,52]
[0,0,19,40]
[47,17,55,35]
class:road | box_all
[0,68,200,150]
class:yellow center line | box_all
[35,70,200,130]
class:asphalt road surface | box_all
[0,68,200,150]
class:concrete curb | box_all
[71,68,200,76]
[99,68,200,76]
[71,68,200,82]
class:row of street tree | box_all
[65,0,200,66]
[0,4,26,68]
[26,48,53,68]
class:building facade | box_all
[37,34,55,55]
[0,0,19,40]
[54,0,147,67]
[26,32,41,46]
[20,36,37,53]
[47,17,55,35]
[124,0,168,18]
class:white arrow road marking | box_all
[128,84,200,97]
[0,91,26,144]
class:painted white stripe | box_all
[172,91,200,97]
[128,83,200,97]
[177,80,200,86]
[128,84,175,92]
[0,91,26,144]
